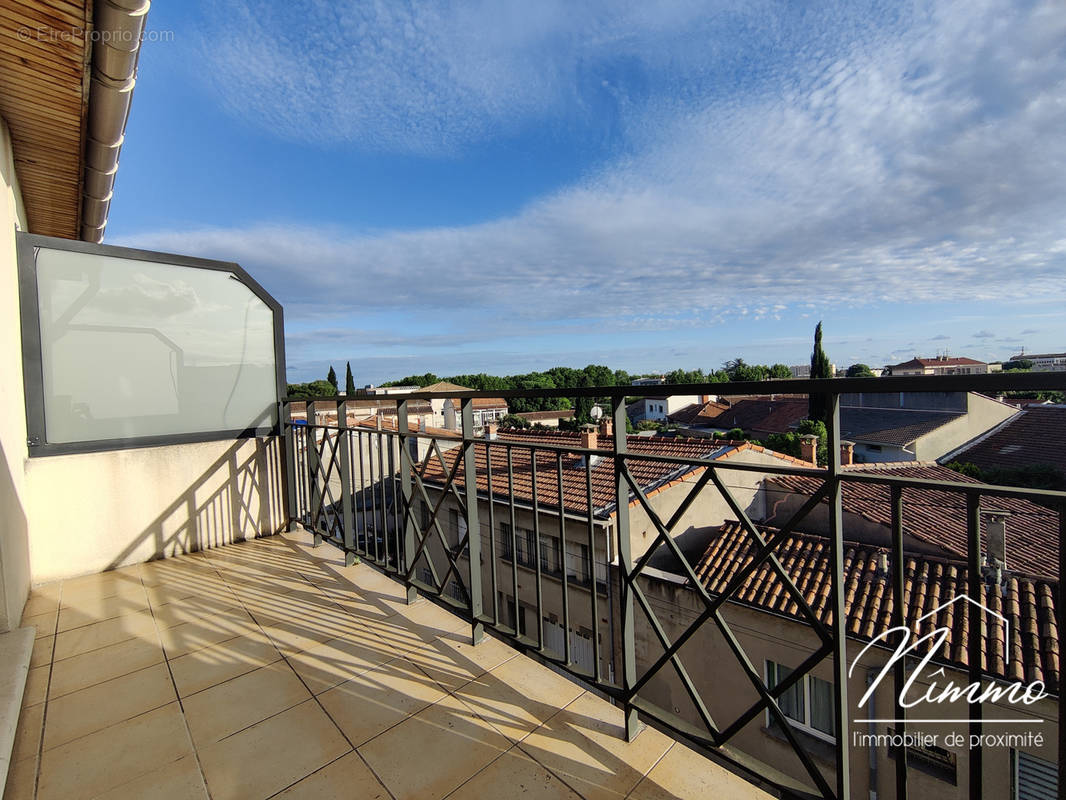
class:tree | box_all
[499,414,531,429]
[326,365,338,390]
[287,380,337,399]
[345,362,356,395]
[808,322,833,423]
[768,364,792,379]
[846,363,875,378]
[796,419,828,466]
[1003,359,1033,372]
[723,358,768,382]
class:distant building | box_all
[515,409,576,428]
[885,356,988,376]
[627,394,701,423]
[706,397,808,438]
[789,364,836,379]
[1009,352,1066,372]
[631,376,666,386]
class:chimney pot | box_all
[485,423,498,440]
[581,430,599,451]
[840,440,855,466]
[598,419,613,438]
[799,434,818,465]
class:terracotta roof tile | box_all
[769,462,1059,581]
[693,522,1059,693]
[946,405,1066,476]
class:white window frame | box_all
[765,660,836,743]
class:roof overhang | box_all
[0,0,148,241]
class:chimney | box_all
[485,423,498,440]
[598,419,613,438]
[581,430,598,451]
[840,440,854,466]
[984,512,1008,569]
[799,434,818,465]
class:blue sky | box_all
[108,0,1066,384]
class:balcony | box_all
[8,529,767,800]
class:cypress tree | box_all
[808,322,833,423]
[327,365,338,390]
[345,362,356,395]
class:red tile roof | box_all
[890,357,986,370]
[516,409,576,422]
[768,462,1059,581]
[693,522,1059,693]
[668,400,730,426]
[945,405,1066,476]
[416,429,804,518]
[708,398,809,436]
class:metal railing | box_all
[282,373,1066,800]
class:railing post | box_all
[281,400,299,532]
[306,400,323,547]
[966,493,983,800]
[890,485,908,800]
[612,396,639,741]
[336,398,358,567]
[461,399,484,644]
[396,400,418,604]
[825,391,851,799]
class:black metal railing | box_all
[281,372,1066,800]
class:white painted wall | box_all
[0,117,31,632]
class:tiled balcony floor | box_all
[7,530,768,800]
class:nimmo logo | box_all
[848,593,1049,724]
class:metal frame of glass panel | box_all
[16,232,287,457]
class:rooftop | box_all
[11,531,766,800]
[943,405,1066,477]
[767,462,1060,581]
[693,521,1059,692]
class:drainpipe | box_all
[81,0,151,242]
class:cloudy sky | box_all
[109,0,1066,384]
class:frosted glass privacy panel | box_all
[34,247,278,444]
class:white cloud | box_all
[125,0,1066,371]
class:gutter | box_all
[81,0,151,243]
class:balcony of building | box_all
[6,529,765,800]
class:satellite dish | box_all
[590,406,603,420]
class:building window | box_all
[766,661,836,741]
[1015,750,1058,799]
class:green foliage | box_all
[382,373,439,387]
[636,420,663,432]
[846,363,875,378]
[344,362,356,395]
[946,461,1065,491]
[1003,359,1033,371]
[759,419,828,465]
[326,365,338,390]
[714,427,749,441]
[723,358,768,382]
[809,322,833,424]
[287,380,337,399]
[498,413,531,429]
[768,363,792,379]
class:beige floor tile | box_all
[447,746,583,800]
[317,657,446,747]
[53,611,158,661]
[91,756,209,800]
[169,633,282,697]
[358,693,511,800]
[57,592,149,633]
[393,598,469,642]
[455,654,583,743]
[285,629,397,695]
[145,579,237,609]
[198,699,350,800]
[10,702,43,765]
[3,752,38,800]
[150,597,251,631]
[59,575,146,606]
[21,609,58,638]
[255,613,351,656]
[49,635,164,698]
[273,751,389,800]
[407,630,518,692]
[518,692,673,800]
[30,635,53,668]
[182,660,311,746]
[628,740,769,799]
[37,702,192,800]
[158,611,262,659]
[22,591,59,618]
[22,664,49,708]
[43,662,176,750]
